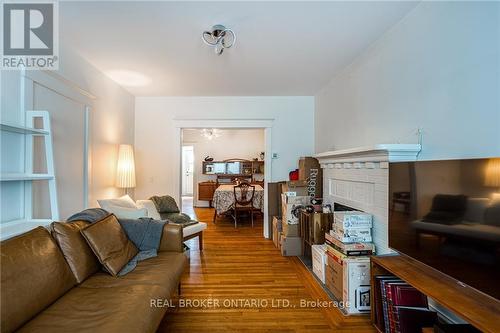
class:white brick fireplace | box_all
[316,144,421,254]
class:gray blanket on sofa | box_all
[67,208,165,276]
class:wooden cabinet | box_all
[198,181,217,207]
[202,159,264,176]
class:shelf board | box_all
[371,254,500,333]
[0,173,55,181]
[0,219,51,241]
[0,123,49,135]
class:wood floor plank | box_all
[158,207,375,332]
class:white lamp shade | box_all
[485,158,500,187]
[116,144,136,188]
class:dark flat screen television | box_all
[389,158,500,300]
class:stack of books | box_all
[374,275,437,333]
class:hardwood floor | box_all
[158,206,375,332]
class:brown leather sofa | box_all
[1,222,187,333]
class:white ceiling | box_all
[60,1,419,96]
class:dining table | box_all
[213,184,264,222]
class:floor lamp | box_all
[116,144,136,196]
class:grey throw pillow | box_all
[150,195,180,214]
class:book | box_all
[379,277,403,333]
[396,306,437,333]
[385,282,396,333]
[374,275,400,331]
[387,283,428,333]
[390,284,428,308]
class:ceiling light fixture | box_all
[201,128,222,140]
[202,24,236,55]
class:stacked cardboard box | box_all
[272,217,282,249]
[330,211,373,243]
[325,246,371,314]
[324,211,375,314]
[281,194,309,225]
[280,182,309,256]
[299,157,323,199]
[280,236,302,256]
[312,244,327,283]
[267,181,286,237]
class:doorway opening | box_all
[180,127,268,232]
[175,119,273,238]
[181,145,194,217]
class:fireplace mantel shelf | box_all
[315,144,421,164]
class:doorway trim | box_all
[173,118,274,239]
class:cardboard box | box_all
[281,193,310,205]
[282,222,300,237]
[312,244,327,284]
[325,233,375,255]
[325,248,371,314]
[330,228,372,243]
[299,157,323,199]
[281,194,310,225]
[280,236,302,256]
[272,217,282,248]
[325,252,343,300]
[281,180,308,196]
[334,211,373,229]
[310,213,333,244]
[342,257,371,314]
[268,182,286,217]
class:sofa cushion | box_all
[51,221,100,283]
[81,214,138,277]
[17,252,187,333]
[136,199,162,220]
[103,205,149,219]
[17,284,169,333]
[1,227,76,333]
[150,195,180,214]
[80,252,187,291]
[97,194,137,211]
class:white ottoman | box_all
[136,199,207,250]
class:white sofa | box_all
[136,199,207,250]
[96,195,207,250]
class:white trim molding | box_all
[173,118,274,129]
[315,144,421,165]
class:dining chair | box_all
[232,182,256,228]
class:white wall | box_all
[182,128,265,206]
[57,47,136,207]
[315,1,500,159]
[134,97,314,201]
[0,44,135,224]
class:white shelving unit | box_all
[0,173,55,181]
[0,111,58,240]
[0,123,49,135]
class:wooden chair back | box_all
[233,182,255,207]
